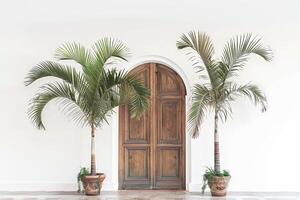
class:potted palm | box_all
[25,38,149,195]
[177,32,272,196]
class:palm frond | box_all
[90,95,115,127]
[28,82,87,130]
[188,84,214,138]
[117,73,150,118]
[217,99,233,122]
[221,33,272,82]
[24,61,85,90]
[177,31,214,67]
[177,31,216,86]
[222,83,267,112]
[55,42,93,68]
[92,37,130,68]
[85,38,130,104]
[89,68,149,125]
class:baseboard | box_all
[0,181,115,191]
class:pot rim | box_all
[211,175,231,178]
[208,175,231,181]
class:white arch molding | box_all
[111,55,191,191]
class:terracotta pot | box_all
[208,176,231,196]
[83,173,105,196]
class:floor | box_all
[0,191,300,200]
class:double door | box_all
[119,63,186,189]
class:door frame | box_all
[111,55,191,190]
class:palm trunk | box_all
[214,109,221,173]
[91,125,96,175]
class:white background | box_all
[0,0,300,192]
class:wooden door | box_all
[119,63,186,190]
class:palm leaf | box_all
[177,31,214,67]
[124,77,150,118]
[87,38,130,103]
[104,69,150,118]
[217,99,233,122]
[28,82,87,130]
[55,42,93,68]
[222,83,267,112]
[188,84,213,138]
[24,61,86,90]
[221,33,272,82]
[92,37,130,67]
[177,31,217,86]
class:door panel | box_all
[157,99,181,144]
[155,147,183,188]
[123,147,151,188]
[156,65,181,96]
[119,63,186,190]
[125,147,150,179]
[125,108,149,143]
[157,148,180,178]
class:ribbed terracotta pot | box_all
[83,173,105,196]
[208,176,231,196]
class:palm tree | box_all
[25,38,149,175]
[177,32,272,173]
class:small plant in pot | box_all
[177,32,272,196]
[77,167,89,193]
[25,38,149,195]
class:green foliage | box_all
[178,32,272,192]
[177,31,272,138]
[77,167,89,193]
[201,167,230,194]
[25,37,150,130]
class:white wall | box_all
[1,0,300,192]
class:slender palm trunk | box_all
[214,109,221,173]
[91,125,96,175]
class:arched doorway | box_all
[119,63,186,189]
